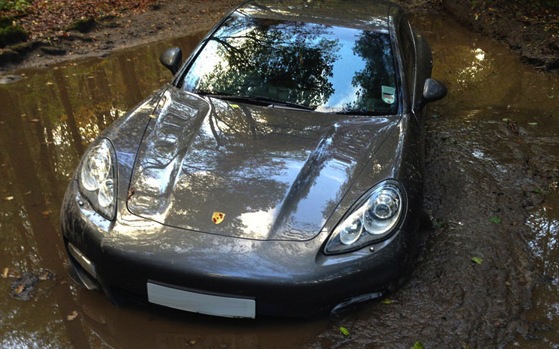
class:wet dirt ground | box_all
[0,10,558,349]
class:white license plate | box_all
[147,281,256,319]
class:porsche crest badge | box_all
[212,212,225,224]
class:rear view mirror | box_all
[160,47,182,75]
[423,78,447,103]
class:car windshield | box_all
[182,14,398,115]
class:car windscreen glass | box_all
[182,14,398,115]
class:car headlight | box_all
[78,139,117,220]
[325,180,405,254]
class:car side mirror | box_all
[160,47,182,75]
[423,78,447,103]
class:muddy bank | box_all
[0,0,239,72]
[443,0,559,70]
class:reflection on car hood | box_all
[127,88,400,241]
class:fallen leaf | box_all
[527,122,538,126]
[339,326,350,336]
[413,342,425,349]
[46,81,54,86]
[4,196,14,201]
[14,283,25,295]
[67,310,79,321]
[382,298,394,304]
[1,267,8,278]
[489,216,501,224]
[37,269,54,281]
[471,256,483,265]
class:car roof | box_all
[236,0,401,32]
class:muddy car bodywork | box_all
[61,0,446,318]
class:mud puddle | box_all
[0,11,558,349]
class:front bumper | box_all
[61,181,418,318]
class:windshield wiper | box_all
[194,91,315,111]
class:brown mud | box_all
[0,0,239,72]
[1,0,559,73]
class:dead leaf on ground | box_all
[471,256,484,265]
[67,310,79,321]
[340,326,350,336]
[1,267,8,278]
[37,269,55,281]
[13,283,25,295]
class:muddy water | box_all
[0,11,558,349]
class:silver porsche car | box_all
[61,0,446,318]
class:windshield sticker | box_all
[382,86,396,104]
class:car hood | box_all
[127,88,400,241]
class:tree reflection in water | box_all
[183,15,397,115]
